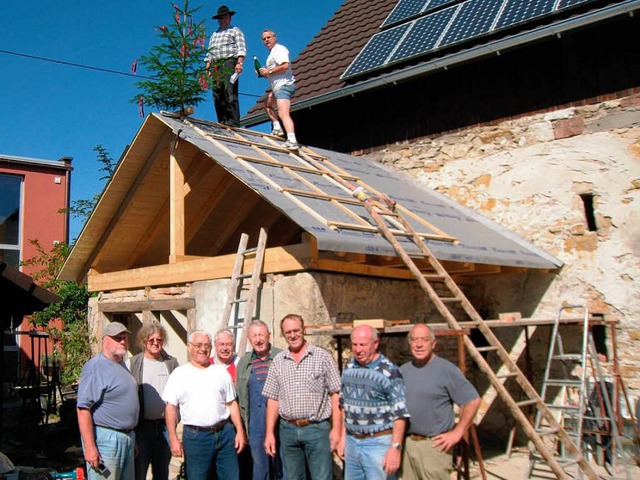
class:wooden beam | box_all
[315,258,417,280]
[98,298,196,313]
[80,131,172,277]
[88,242,315,292]
[169,136,186,262]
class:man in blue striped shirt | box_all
[338,325,409,480]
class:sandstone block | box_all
[553,116,585,139]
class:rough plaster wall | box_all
[191,279,230,333]
[367,96,640,399]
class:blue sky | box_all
[0,0,343,241]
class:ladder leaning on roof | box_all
[348,187,600,480]
[221,228,267,355]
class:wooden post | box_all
[169,134,185,263]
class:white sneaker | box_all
[271,128,286,139]
[283,140,299,151]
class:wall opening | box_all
[580,193,598,232]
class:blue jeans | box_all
[345,434,395,480]
[134,419,170,480]
[249,433,285,480]
[279,419,332,480]
[182,422,239,479]
[86,426,135,480]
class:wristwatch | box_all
[391,442,402,450]
[268,68,273,75]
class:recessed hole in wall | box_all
[579,193,597,232]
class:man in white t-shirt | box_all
[258,29,299,151]
[163,330,247,479]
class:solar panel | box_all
[556,0,593,9]
[382,0,429,27]
[343,23,411,78]
[423,0,464,14]
[440,0,506,47]
[496,0,556,29]
[342,0,621,80]
[390,6,459,63]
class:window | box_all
[0,173,22,267]
[579,193,597,232]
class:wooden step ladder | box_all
[350,188,600,480]
[221,228,267,355]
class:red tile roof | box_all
[245,0,397,119]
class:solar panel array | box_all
[343,0,599,79]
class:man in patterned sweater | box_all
[338,324,410,480]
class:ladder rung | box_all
[476,346,499,353]
[242,247,258,255]
[552,354,583,361]
[423,274,445,281]
[496,371,519,379]
[236,273,253,279]
[544,404,580,411]
[535,426,561,436]
[440,297,462,303]
[230,298,248,304]
[544,379,582,387]
[516,399,539,407]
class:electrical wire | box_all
[0,49,262,98]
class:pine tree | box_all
[133,1,210,113]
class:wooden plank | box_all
[327,220,451,240]
[169,137,185,262]
[98,298,196,313]
[315,258,418,280]
[87,242,315,292]
[281,187,361,205]
[79,131,172,278]
[238,155,338,176]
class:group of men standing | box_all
[204,5,300,151]
[77,314,479,480]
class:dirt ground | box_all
[2,397,639,480]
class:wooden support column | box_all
[169,134,186,263]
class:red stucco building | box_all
[0,153,72,382]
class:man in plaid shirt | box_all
[263,313,341,480]
[205,5,246,127]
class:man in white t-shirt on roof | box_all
[163,330,247,479]
[258,29,299,151]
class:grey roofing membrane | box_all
[158,114,562,269]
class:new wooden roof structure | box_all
[59,113,560,292]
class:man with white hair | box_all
[77,322,139,479]
[163,330,246,479]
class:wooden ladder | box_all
[352,189,599,480]
[221,228,267,355]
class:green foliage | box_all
[22,239,92,385]
[133,0,210,112]
[60,144,117,221]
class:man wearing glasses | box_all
[77,321,139,479]
[263,314,341,480]
[163,330,247,479]
[128,323,178,480]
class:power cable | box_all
[0,49,262,98]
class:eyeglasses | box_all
[147,338,164,344]
[190,343,212,350]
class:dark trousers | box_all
[134,419,171,480]
[212,58,240,127]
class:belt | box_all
[350,428,393,439]
[96,425,134,434]
[184,419,228,433]
[408,434,433,441]
[285,418,318,427]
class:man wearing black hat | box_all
[205,5,246,127]
[77,322,139,480]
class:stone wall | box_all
[365,94,640,396]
